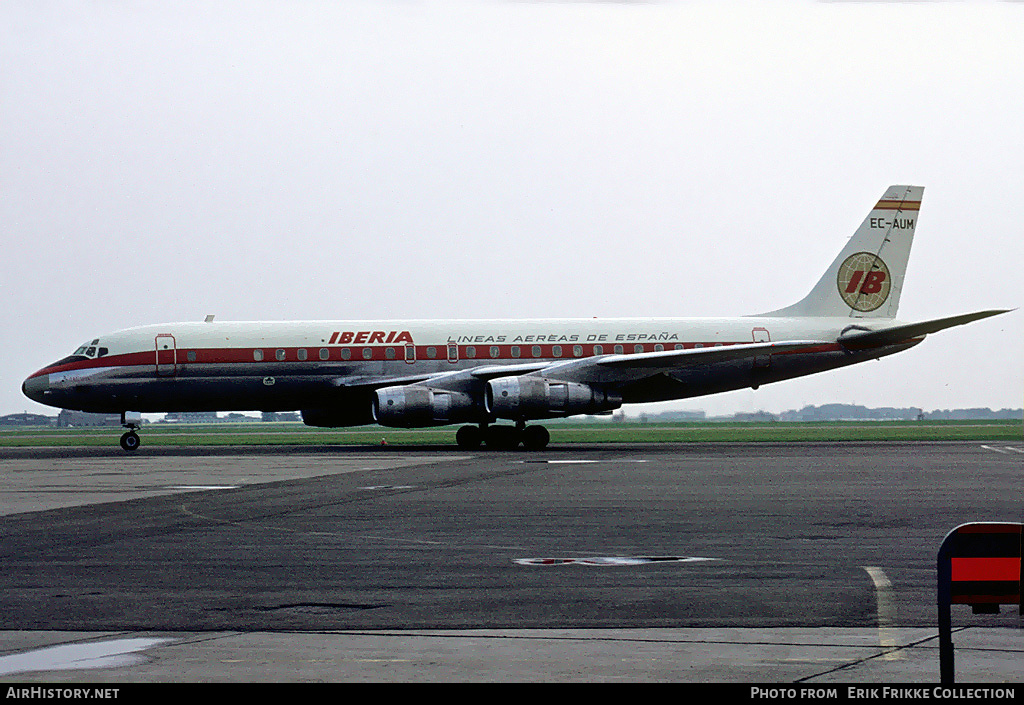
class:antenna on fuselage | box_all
[204,314,215,323]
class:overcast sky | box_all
[2,1,1021,419]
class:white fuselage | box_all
[22,316,914,424]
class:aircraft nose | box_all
[22,374,50,404]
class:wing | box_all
[328,340,828,391]
[330,362,551,389]
[493,340,829,385]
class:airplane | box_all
[22,185,1009,452]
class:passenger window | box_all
[466,346,476,358]
[614,345,623,355]
[634,344,644,353]
[552,345,562,357]
[341,348,351,360]
[427,347,437,359]
[362,348,372,360]
[276,349,286,361]
[385,347,396,360]
[319,348,330,360]
[655,344,664,352]
[490,346,499,358]
[297,349,308,361]
[254,349,264,361]
[573,345,583,357]
[511,346,520,358]
[532,346,541,358]
[186,350,196,362]
[594,345,603,355]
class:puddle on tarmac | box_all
[0,637,173,676]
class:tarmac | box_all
[0,442,1019,685]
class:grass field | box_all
[1,419,1020,447]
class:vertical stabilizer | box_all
[759,185,923,318]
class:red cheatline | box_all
[951,557,1021,582]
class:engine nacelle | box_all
[372,385,476,428]
[484,377,621,420]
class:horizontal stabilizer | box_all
[838,310,1011,350]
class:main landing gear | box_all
[456,422,550,451]
[119,412,141,452]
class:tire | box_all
[521,425,550,451]
[120,432,141,452]
[456,425,483,449]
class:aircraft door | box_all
[752,327,771,368]
[155,334,177,376]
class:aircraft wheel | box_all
[521,425,550,451]
[120,431,141,452]
[456,425,483,449]
[484,425,520,450]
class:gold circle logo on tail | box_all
[837,252,891,312]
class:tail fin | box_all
[759,185,923,318]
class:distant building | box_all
[731,411,778,423]
[646,410,707,422]
[221,412,255,422]
[0,412,57,427]
[162,411,218,423]
[262,411,300,422]
[779,404,921,422]
[57,410,121,427]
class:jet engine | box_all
[372,385,477,428]
[484,376,621,420]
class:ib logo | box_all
[837,253,890,312]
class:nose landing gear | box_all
[119,411,142,452]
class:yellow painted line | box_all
[862,566,904,661]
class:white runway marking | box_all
[515,556,719,566]
[517,459,649,465]
[981,445,1024,454]
[359,485,417,491]
[167,485,239,491]
[862,566,903,661]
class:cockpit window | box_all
[71,341,105,359]
[47,339,109,369]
